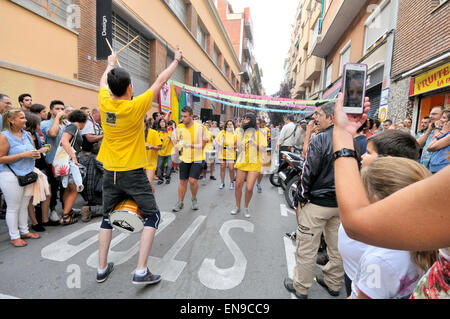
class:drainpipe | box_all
[319,0,324,32]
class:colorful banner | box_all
[189,92,313,114]
[171,85,180,125]
[159,83,171,114]
[412,62,450,96]
[169,80,334,107]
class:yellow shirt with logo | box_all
[215,130,237,161]
[145,129,162,170]
[97,87,153,171]
[234,128,267,172]
[158,130,173,157]
[176,122,205,163]
[203,127,214,158]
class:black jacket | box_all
[295,125,337,207]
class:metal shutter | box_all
[112,12,150,96]
[367,84,382,118]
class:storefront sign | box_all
[96,0,112,60]
[412,62,450,96]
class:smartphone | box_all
[341,63,367,114]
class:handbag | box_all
[52,128,79,177]
[7,164,38,187]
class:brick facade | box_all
[392,0,450,78]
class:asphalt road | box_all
[0,168,346,300]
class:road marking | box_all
[0,293,19,299]
[280,204,296,217]
[86,212,176,269]
[198,220,254,290]
[278,187,284,195]
[147,215,206,282]
[283,236,298,299]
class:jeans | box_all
[0,171,31,240]
[156,155,173,180]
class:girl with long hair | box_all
[215,120,237,190]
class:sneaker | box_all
[256,184,262,193]
[315,275,340,297]
[191,198,199,210]
[283,278,308,299]
[81,206,92,222]
[157,180,164,185]
[210,176,216,180]
[172,201,184,212]
[132,268,161,285]
[49,210,60,222]
[244,208,251,218]
[229,182,235,190]
[31,224,45,232]
[96,262,114,283]
[219,183,225,189]
[42,220,61,226]
[199,175,204,180]
[230,208,240,215]
[165,179,171,184]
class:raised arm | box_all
[150,49,183,94]
[333,93,450,251]
[100,53,118,89]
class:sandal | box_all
[21,232,40,239]
[61,210,78,226]
[11,239,27,247]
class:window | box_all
[339,42,351,76]
[312,20,319,46]
[11,0,76,29]
[213,46,219,66]
[168,0,188,25]
[325,63,332,88]
[112,12,150,96]
[197,24,207,51]
[364,0,393,52]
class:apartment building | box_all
[0,0,242,120]
[310,0,398,121]
[287,0,324,101]
[389,0,449,132]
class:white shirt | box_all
[278,122,298,147]
[351,246,422,299]
[81,117,102,136]
[338,224,369,281]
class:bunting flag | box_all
[170,85,180,125]
[178,89,187,123]
[159,83,172,114]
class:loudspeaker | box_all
[213,115,221,124]
[200,108,213,122]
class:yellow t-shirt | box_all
[144,129,162,170]
[234,128,268,172]
[262,127,271,143]
[215,130,237,160]
[176,122,205,163]
[158,130,173,157]
[97,87,153,171]
[203,127,214,157]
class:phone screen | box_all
[343,69,365,110]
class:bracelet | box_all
[332,148,358,162]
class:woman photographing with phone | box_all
[0,109,48,247]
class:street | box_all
[0,169,344,299]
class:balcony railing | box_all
[243,38,253,60]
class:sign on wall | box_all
[411,62,450,96]
[96,0,112,60]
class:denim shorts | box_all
[100,168,160,230]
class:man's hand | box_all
[108,53,118,66]
[174,47,183,63]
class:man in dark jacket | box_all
[283,102,344,299]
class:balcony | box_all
[297,63,312,89]
[244,21,253,41]
[242,61,252,82]
[311,0,366,58]
[243,38,253,60]
[305,56,322,82]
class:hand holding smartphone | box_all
[341,63,368,114]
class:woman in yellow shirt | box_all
[232,113,267,218]
[156,118,174,185]
[215,120,237,190]
[144,118,162,192]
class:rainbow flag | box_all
[170,85,180,125]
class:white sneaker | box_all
[49,210,60,222]
[230,208,240,215]
[229,182,235,190]
[219,183,225,189]
[244,208,251,218]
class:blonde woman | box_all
[144,118,162,192]
[0,109,46,247]
[349,157,438,299]
[215,120,237,190]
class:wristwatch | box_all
[108,62,115,67]
[332,148,358,162]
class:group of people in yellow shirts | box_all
[142,108,271,218]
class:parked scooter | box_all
[269,146,303,189]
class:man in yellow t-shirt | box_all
[172,106,208,212]
[232,113,267,218]
[96,49,182,286]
